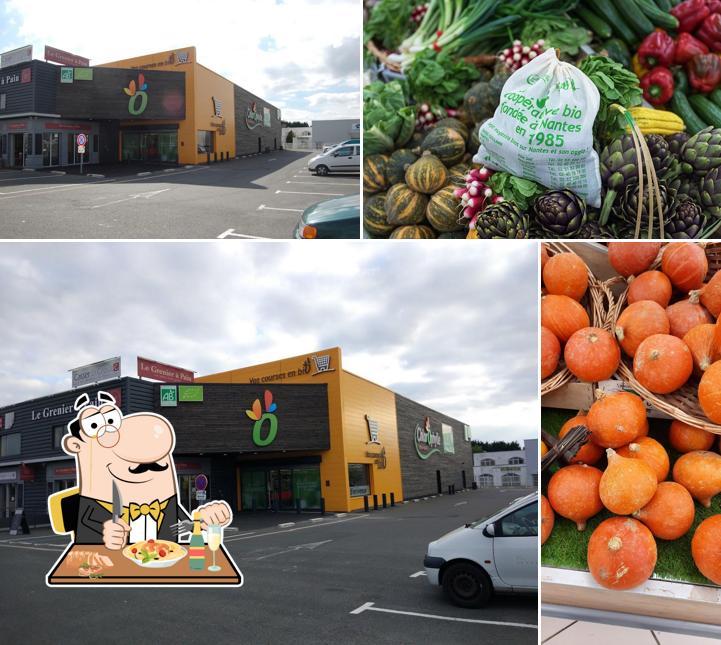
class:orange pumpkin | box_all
[608,242,661,277]
[617,436,670,482]
[541,441,548,457]
[614,300,670,357]
[564,327,620,382]
[691,270,721,318]
[600,448,658,515]
[543,252,588,301]
[714,317,721,357]
[633,481,695,540]
[661,242,708,292]
[637,416,650,438]
[587,391,647,448]
[541,326,561,380]
[692,516,721,585]
[669,419,715,453]
[541,494,554,545]
[633,333,693,394]
[682,324,718,376]
[559,414,603,465]
[541,295,591,343]
[665,299,713,339]
[627,271,673,308]
[699,361,721,424]
[547,464,604,530]
[672,450,721,507]
[541,243,549,272]
[587,517,657,590]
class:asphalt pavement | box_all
[0,487,537,644]
[0,151,359,239]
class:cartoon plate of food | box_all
[122,539,187,568]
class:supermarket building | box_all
[0,348,472,526]
[0,46,281,168]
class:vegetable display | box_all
[364,0,721,238]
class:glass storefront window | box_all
[197,130,214,154]
[42,133,60,167]
[0,434,21,456]
[122,132,177,163]
[348,463,370,497]
[293,468,320,510]
[241,471,268,510]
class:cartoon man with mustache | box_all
[60,391,231,548]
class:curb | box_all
[22,168,35,172]
[136,171,152,176]
[50,171,66,175]
[87,173,105,178]
[278,522,295,528]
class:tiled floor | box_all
[542,616,720,644]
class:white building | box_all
[282,126,313,150]
[312,119,360,149]
[473,439,538,488]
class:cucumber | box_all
[688,94,721,128]
[670,92,708,134]
[655,0,672,10]
[602,38,631,68]
[710,88,721,108]
[611,0,655,38]
[586,0,638,44]
[633,0,679,29]
[574,7,613,39]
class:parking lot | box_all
[0,151,359,239]
[0,487,536,644]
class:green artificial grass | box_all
[541,408,721,586]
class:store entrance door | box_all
[269,469,293,510]
[240,465,320,511]
[177,474,207,513]
[12,133,27,167]
[0,483,21,520]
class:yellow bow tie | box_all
[129,500,161,521]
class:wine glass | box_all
[207,524,222,572]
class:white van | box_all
[308,143,360,176]
[424,492,538,607]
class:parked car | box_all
[308,144,360,175]
[322,138,360,153]
[292,194,360,239]
[424,492,538,608]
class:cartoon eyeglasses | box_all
[72,391,124,446]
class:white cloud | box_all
[1,0,359,121]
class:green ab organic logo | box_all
[245,389,278,446]
[123,73,149,116]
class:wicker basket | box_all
[541,243,617,396]
[606,242,721,434]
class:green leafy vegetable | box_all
[406,49,480,110]
[520,16,591,56]
[488,172,545,211]
[578,55,643,144]
[364,0,414,51]
[363,80,416,155]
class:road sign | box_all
[195,474,208,491]
[77,144,85,154]
[195,490,207,501]
[76,133,87,146]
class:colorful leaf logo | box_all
[123,74,148,97]
[245,390,278,421]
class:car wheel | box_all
[442,562,492,608]
[316,165,329,176]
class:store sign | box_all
[60,67,74,84]
[45,46,89,68]
[179,385,204,402]
[365,447,387,469]
[71,357,121,388]
[310,354,334,376]
[30,387,121,421]
[365,415,381,444]
[0,471,17,482]
[350,485,370,496]
[246,102,264,129]
[0,71,20,86]
[245,390,279,447]
[160,385,177,407]
[247,351,337,384]
[212,96,222,117]
[54,466,76,477]
[124,73,149,116]
[74,68,93,81]
[415,417,442,460]
[0,45,32,69]
[442,424,455,454]
[263,107,270,127]
[137,356,193,383]
[20,465,35,482]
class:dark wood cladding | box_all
[56,67,185,120]
[153,383,330,453]
[395,394,473,499]
[233,85,282,154]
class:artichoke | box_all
[645,134,673,177]
[668,173,702,204]
[699,166,721,219]
[665,132,690,157]
[665,199,706,239]
[576,217,614,239]
[680,126,721,176]
[475,202,529,239]
[533,190,587,238]
[617,181,671,237]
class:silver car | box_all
[308,144,360,176]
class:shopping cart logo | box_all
[311,354,335,376]
[212,96,222,117]
[365,415,381,444]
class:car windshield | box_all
[468,494,534,528]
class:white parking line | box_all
[222,513,369,542]
[275,190,343,196]
[285,181,353,186]
[0,174,58,182]
[258,204,303,213]
[0,534,61,542]
[409,571,427,578]
[217,229,267,239]
[90,188,170,209]
[349,602,536,628]
[0,542,64,552]
[454,501,468,506]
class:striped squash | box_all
[390,225,436,239]
[434,117,469,141]
[363,192,394,237]
[426,186,463,233]
[385,183,428,226]
[438,231,468,239]
[448,162,470,183]
[405,152,448,194]
[387,148,419,185]
[363,154,389,194]
[420,126,466,166]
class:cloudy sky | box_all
[0,242,538,445]
[0,0,359,122]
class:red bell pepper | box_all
[687,53,721,92]
[637,30,676,68]
[670,0,710,32]
[640,67,675,105]
[675,32,709,63]
[696,13,721,52]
